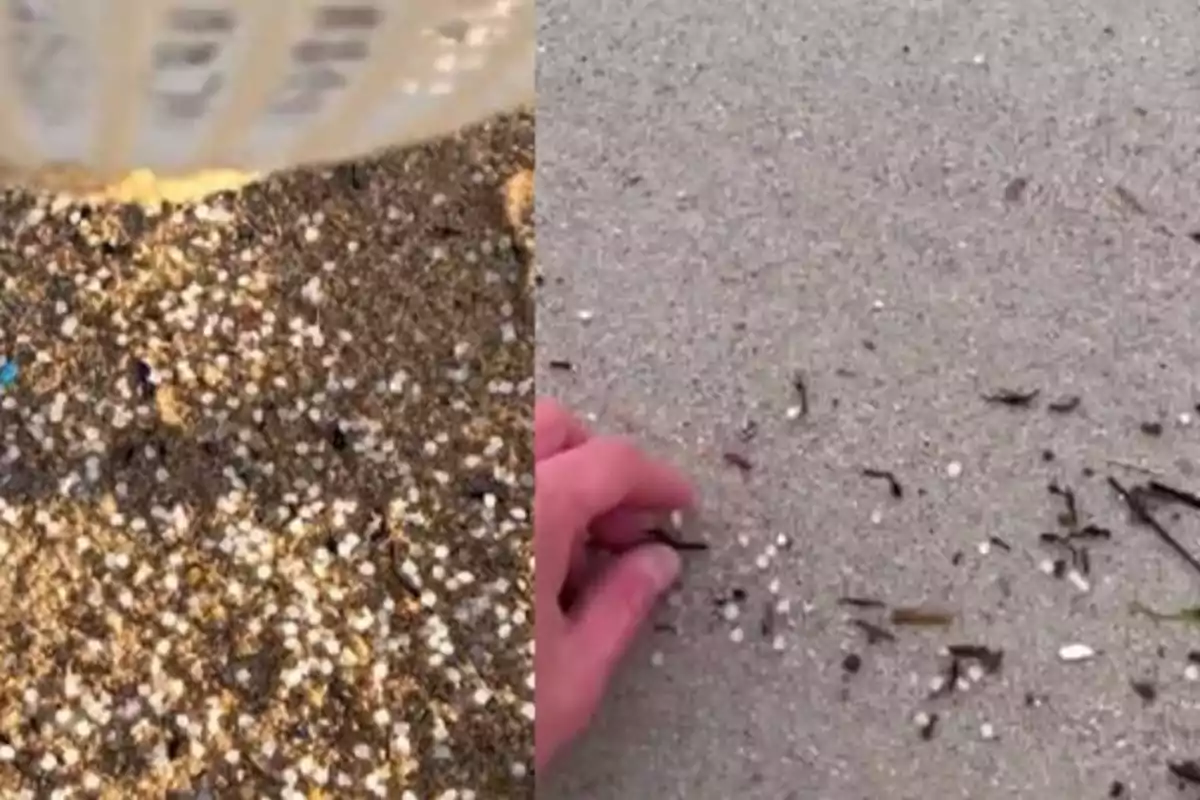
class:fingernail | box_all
[636,544,682,592]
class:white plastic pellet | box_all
[1066,569,1091,594]
[1058,643,1096,662]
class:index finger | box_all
[535,397,590,462]
[536,436,694,572]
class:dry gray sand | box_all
[537,1,1200,798]
[0,113,534,799]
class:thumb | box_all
[566,544,681,710]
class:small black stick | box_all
[722,452,753,473]
[982,388,1039,407]
[1039,532,1072,547]
[850,619,896,644]
[1109,478,1200,578]
[1146,480,1200,512]
[933,656,961,697]
[1075,546,1091,576]
[1048,482,1079,529]
[646,528,710,552]
[1047,395,1081,413]
[987,536,1012,552]
[1072,524,1112,540]
[1168,760,1200,785]
[838,596,886,609]
[946,644,1005,674]
[861,468,903,498]
[792,371,809,417]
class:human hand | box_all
[534,398,695,771]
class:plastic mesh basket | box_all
[0,0,533,196]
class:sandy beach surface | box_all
[0,112,534,799]
[537,1,1200,797]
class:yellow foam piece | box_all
[82,168,260,206]
[4,164,260,206]
[503,167,533,232]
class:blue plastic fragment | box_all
[0,359,17,388]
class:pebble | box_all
[946,461,963,479]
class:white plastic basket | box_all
[0,0,533,194]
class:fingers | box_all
[535,436,694,583]
[564,544,681,714]
[559,547,612,611]
[561,509,657,604]
[535,397,590,462]
[540,436,694,525]
[590,508,662,550]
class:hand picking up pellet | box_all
[534,398,697,770]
